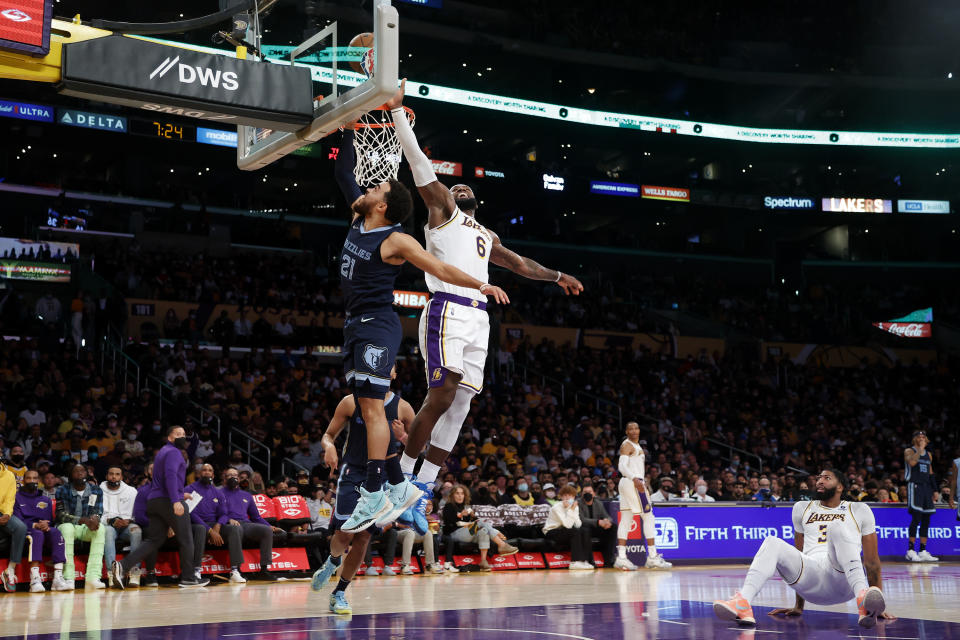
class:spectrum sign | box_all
[641,185,690,202]
[764,196,816,210]
[821,197,892,213]
[591,181,640,197]
[897,199,950,214]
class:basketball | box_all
[348,32,374,75]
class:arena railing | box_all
[703,437,764,471]
[515,364,623,429]
[99,327,276,478]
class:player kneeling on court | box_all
[714,468,894,629]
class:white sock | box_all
[399,453,417,475]
[617,545,627,559]
[30,566,40,577]
[647,543,657,558]
[417,460,441,484]
[54,563,63,577]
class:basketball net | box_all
[353,106,415,187]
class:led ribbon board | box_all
[141,38,960,149]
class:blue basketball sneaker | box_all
[311,557,339,592]
[409,479,434,535]
[330,591,352,615]
[375,479,423,527]
[342,487,393,534]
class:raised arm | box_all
[335,128,364,206]
[381,232,510,304]
[386,80,457,227]
[905,447,919,467]
[489,232,583,295]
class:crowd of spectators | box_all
[1,302,957,586]
[84,243,960,348]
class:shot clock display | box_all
[130,117,196,141]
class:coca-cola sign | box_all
[872,322,931,338]
[431,159,462,176]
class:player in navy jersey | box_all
[904,430,938,562]
[311,367,413,614]
[333,92,509,536]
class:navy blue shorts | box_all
[330,463,381,533]
[343,310,401,399]
[907,483,935,515]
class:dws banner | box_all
[60,36,314,130]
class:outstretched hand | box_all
[557,272,584,296]
[480,284,510,305]
[385,78,406,111]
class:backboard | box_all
[236,0,399,171]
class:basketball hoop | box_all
[352,105,415,186]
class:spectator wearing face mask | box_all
[124,430,144,458]
[15,470,70,592]
[578,484,615,566]
[100,466,142,587]
[542,483,559,505]
[650,476,679,502]
[513,480,535,506]
[220,467,285,581]
[186,464,243,582]
[112,426,206,589]
[5,445,27,487]
[691,478,715,502]
[543,485,594,570]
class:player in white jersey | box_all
[615,422,671,570]
[386,81,583,528]
[714,468,893,629]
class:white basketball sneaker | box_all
[128,568,142,587]
[645,554,673,569]
[905,549,920,562]
[29,576,46,593]
[613,557,638,571]
[917,550,939,562]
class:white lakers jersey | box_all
[621,439,645,479]
[424,208,491,302]
[792,500,875,557]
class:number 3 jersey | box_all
[792,500,876,557]
[424,208,490,304]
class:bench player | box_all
[615,421,671,570]
[713,468,893,629]
[386,81,583,529]
[311,367,412,614]
[333,90,509,535]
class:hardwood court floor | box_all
[0,562,956,639]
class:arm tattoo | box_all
[492,244,557,281]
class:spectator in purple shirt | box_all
[221,467,283,581]
[185,463,246,583]
[14,470,70,592]
[112,426,207,589]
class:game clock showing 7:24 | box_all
[130,118,196,141]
